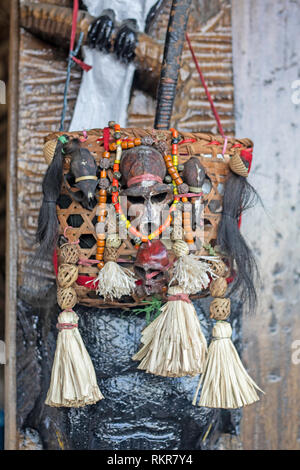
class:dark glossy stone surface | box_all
[17,286,241,450]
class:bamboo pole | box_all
[154,0,192,130]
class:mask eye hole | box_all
[149,271,164,280]
[152,271,164,281]
[135,266,145,277]
[127,195,145,205]
[150,192,168,204]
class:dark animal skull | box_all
[64,140,98,210]
[120,145,173,236]
[183,157,206,189]
[134,240,170,295]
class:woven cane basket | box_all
[45,128,253,308]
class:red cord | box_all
[103,127,110,151]
[69,0,92,71]
[70,0,79,52]
[179,138,196,145]
[186,33,225,139]
[72,56,92,72]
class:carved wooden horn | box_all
[154,0,192,130]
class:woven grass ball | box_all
[209,259,228,278]
[210,277,228,298]
[60,243,80,264]
[104,246,118,263]
[57,287,77,310]
[172,240,189,258]
[106,233,121,249]
[43,139,57,165]
[57,263,79,288]
[209,297,231,320]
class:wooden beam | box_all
[5,0,18,450]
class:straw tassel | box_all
[45,309,103,407]
[132,285,207,377]
[87,244,137,300]
[193,321,263,409]
[170,240,220,294]
[88,261,136,300]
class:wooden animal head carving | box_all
[64,139,98,210]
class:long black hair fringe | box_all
[36,139,64,259]
[217,172,260,312]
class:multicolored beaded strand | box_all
[109,123,195,245]
[96,128,111,270]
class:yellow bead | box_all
[148,233,154,240]
[120,214,126,221]
[115,160,120,164]
[126,220,131,228]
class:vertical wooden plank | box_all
[0,0,10,416]
[5,0,18,450]
[232,0,300,450]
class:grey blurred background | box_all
[232,0,300,449]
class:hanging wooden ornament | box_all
[35,117,261,409]
[32,0,263,412]
[132,285,207,377]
